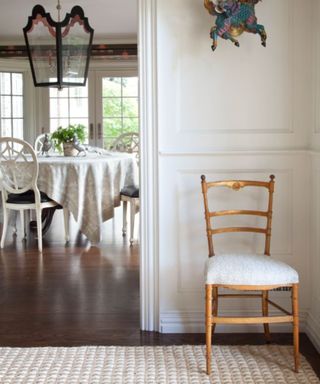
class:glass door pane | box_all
[95,73,139,149]
[49,84,90,142]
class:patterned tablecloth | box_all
[36,152,138,243]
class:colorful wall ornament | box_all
[204,0,267,52]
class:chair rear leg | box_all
[206,284,213,375]
[212,287,218,335]
[292,284,300,373]
[262,290,271,342]
[122,200,128,236]
[0,208,9,248]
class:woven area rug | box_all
[0,345,318,384]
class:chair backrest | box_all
[34,133,53,155]
[0,137,39,196]
[201,174,275,257]
[110,132,139,163]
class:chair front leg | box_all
[35,207,43,252]
[63,208,70,243]
[0,207,9,248]
[292,284,300,373]
[130,199,137,246]
[20,209,26,240]
[206,284,213,375]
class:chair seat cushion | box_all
[120,185,139,198]
[7,190,53,204]
[205,253,299,286]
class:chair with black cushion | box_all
[201,174,300,375]
[110,132,139,245]
[0,137,64,252]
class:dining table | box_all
[34,151,138,243]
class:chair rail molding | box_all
[139,0,160,331]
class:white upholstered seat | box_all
[206,253,299,286]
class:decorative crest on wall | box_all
[204,0,267,52]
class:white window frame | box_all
[0,59,36,144]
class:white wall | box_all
[156,0,314,334]
[308,0,320,352]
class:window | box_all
[49,84,89,133]
[102,77,139,146]
[0,72,23,138]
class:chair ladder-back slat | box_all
[201,174,275,257]
[210,210,268,218]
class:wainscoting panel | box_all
[307,153,320,351]
[157,0,312,152]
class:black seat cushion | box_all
[7,190,53,204]
[120,185,139,198]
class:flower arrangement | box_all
[51,124,86,154]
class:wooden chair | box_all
[201,174,299,375]
[110,132,139,245]
[0,137,65,252]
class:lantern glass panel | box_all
[61,16,91,85]
[26,16,58,85]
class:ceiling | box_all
[0,0,138,43]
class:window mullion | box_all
[10,73,13,137]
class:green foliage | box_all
[102,77,139,144]
[51,124,86,152]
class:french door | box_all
[47,68,139,149]
[90,70,139,149]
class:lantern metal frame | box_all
[23,4,94,88]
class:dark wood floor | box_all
[0,209,319,378]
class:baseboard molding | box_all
[160,310,307,334]
[305,313,320,353]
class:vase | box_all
[63,142,77,157]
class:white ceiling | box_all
[0,0,138,43]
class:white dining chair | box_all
[0,137,65,252]
[34,133,70,241]
[110,132,139,245]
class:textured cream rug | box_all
[0,345,318,384]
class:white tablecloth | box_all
[36,153,138,243]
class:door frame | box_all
[139,0,159,331]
